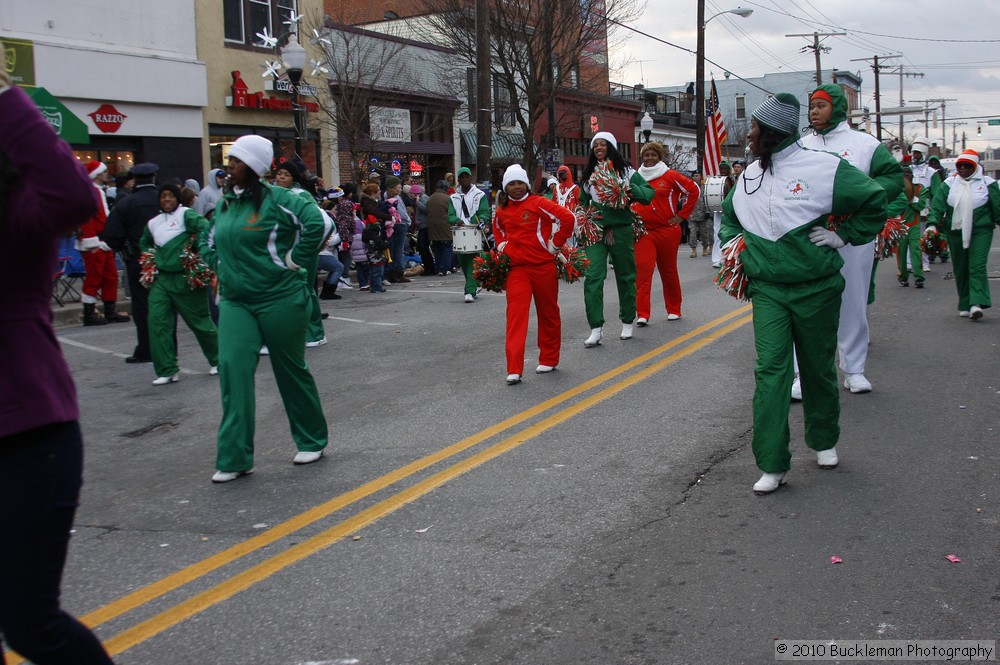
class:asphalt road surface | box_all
[12,242,999,664]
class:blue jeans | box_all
[317,253,345,285]
[0,421,116,664]
[356,262,385,292]
[431,241,453,275]
[389,223,409,274]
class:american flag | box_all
[703,78,728,176]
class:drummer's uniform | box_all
[448,185,490,299]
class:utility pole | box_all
[474,0,491,183]
[948,122,967,156]
[914,98,957,155]
[891,66,924,147]
[851,54,900,141]
[786,32,845,84]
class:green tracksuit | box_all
[288,186,333,344]
[720,135,886,473]
[891,190,925,284]
[448,186,491,297]
[579,168,654,328]
[201,182,329,472]
[927,170,1000,312]
[140,207,219,378]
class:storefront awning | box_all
[460,129,527,164]
[27,87,90,144]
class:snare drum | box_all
[452,226,483,254]
[704,176,730,213]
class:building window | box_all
[493,75,514,127]
[224,0,297,47]
[735,95,746,120]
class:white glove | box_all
[808,226,845,249]
[926,225,937,234]
[98,241,113,252]
[546,238,559,255]
[79,236,101,251]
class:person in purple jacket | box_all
[0,71,116,663]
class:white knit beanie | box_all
[228,135,274,177]
[911,137,931,155]
[590,131,618,150]
[502,164,530,189]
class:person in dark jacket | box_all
[103,162,161,363]
[0,71,116,665]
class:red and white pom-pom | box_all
[139,251,158,288]
[875,216,907,260]
[472,249,511,292]
[826,213,851,233]
[181,234,214,289]
[573,204,603,248]
[632,214,648,243]
[588,162,631,209]
[921,227,948,257]
[715,234,750,301]
[555,246,590,283]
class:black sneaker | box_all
[898,279,909,287]
[915,280,924,289]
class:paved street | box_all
[18,245,1000,664]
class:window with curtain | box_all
[223,0,298,47]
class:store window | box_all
[72,150,134,178]
[493,75,514,128]
[224,0,297,47]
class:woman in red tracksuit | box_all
[631,141,700,323]
[494,165,575,385]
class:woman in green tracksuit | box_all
[140,183,219,385]
[927,149,1000,320]
[720,94,886,495]
[201,135,329,483]
[579,132,654,346]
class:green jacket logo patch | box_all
[785,179,811,201]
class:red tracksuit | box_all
[494,194,575,375]
[79,185,119,302]
[631,168,699,320]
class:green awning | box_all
[27,87,89,144]
[460,129,527,164]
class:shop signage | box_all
[409,159,423,177]
[226,71,319,113]
[391,160,402,176]
[89,103,127,133]
[369,107,411,143]
[272,78,318,97]
[27,87,89,144]
[4,38,36,88]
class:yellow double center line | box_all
[22,305,752,661]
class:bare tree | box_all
[418,0,644,176]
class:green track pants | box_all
[949,226,994,311]
[148,272,218,378]
[457,253,478,296]
[749,273,843,473]
[215,285,328,472]
[583,225,637,329]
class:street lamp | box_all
[696,5,752,174]
[281,33,307,158]
[639,111,654,145]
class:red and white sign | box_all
[89,104,127,133]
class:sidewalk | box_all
[51,299,132,329]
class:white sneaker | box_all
[620,323,634,340]
[259,346,270,355]
[338,277,353,290]
[584,327,603,347]
[464,293,475,303]
[790,375,802,401]
[970,305,984,320]
[382,280,391,287]
[212,469,252,483]
[636,317,648,327]
[753,472,787,495]
[506,373,522,385]
[306,336,328,348]
[152,374,178,386]
[959,310,971,318]
[843,373,872,394]
[209,366,219,376]
[817,448,838,469]
[535,364,555,373]
[666,313,681,321]
[293,450,324,465]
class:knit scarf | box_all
[638,162,667,182]
[946,168,985,249]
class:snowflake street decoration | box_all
[255,27,277,48]
[311,29,332,47]
[310,59,330,77]
[283,10,303,28]
[261,60,283,78]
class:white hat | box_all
[228,135,274,177]
[955,149,980,166]
[547,177,558,188]
[502,164,530,189]
[590,131,618,150]
[911,137,931,154]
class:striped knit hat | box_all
[752,93,800,136]
[955,149,980,167]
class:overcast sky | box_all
[612,0,1000,153]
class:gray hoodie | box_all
[199,168,226,217]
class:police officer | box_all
[103,162,161,363]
